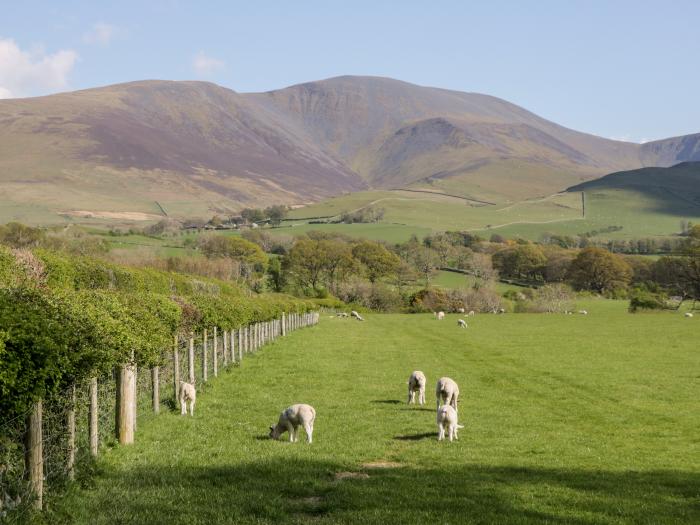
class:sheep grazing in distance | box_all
[338,312,349,318]
[457,319,467,328]
[468,310,475,317]
[407,370,427,405]
[457,307,465,314]
[351,310,364,321]
[437,405,464,442]
[499,308,506,314]
[269,404,316,443]
[436,377,459,412]
[578,310,588,315]
[179,381,196,416]
[436,311,446,320]
[685,312,694,318]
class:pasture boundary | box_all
[0,311,320,523]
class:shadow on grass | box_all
[371,399,402,404]
[393,432,435,441]
[53,459,700,524]
[401,407,434,412]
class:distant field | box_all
[57,302,699,524]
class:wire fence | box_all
[0,311,319,523]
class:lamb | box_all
[337,312,349,318]
[407,370,427,405]
[685,312,694,318]
[499,308,506,314]
[457,307,465,314]
[578,310,588,315]
[436,377,459,412]
[457,319,467,328]
[351,310,364,321]
[468,310,475,317]
[436,311,445,320]
[179,381,196,416]
[269,403,316,443]
[437,405,464,442]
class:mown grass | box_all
[54,301,699,524]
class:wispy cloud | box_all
[0,38,78,99]
[83,23,118,45]
[192,51,225,76]
[609,135,652,144]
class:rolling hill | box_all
[0,75,699,225]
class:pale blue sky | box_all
[1,1,698,142]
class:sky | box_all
[1,0,698,143]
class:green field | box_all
[57,302,699,524]
[287,187,700,242]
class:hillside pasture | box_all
[57,301,699,524]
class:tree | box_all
[492,244,546,281]
[567,247,632,293]
[197,235,268,275]
[265,205,288,227]
[240,208,265,224]
[266,257,286,292]
[412,247,438,286]
[0,222,44,248]
[351,241,400,283]
[283,239,328,292]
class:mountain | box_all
[0,75,697,224]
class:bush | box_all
[629,287,668,312]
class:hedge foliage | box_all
[0,245,313,421]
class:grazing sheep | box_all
[436,377,460,412]
[407,371,427,405]
[179,381,196,416]
[468,310,475,317]
[457,319,467,328]
[578,310,588,315]
[437,405,464,442]
[338,312,349,318]
[436,311,446,320]
[457,307,465,314]
[269,404,316,443]
[499,308,506,314]
[685,312,694,318]
[351,310,365,321]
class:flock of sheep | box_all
[176,305,694,443]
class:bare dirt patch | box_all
[62,210,162,221]
[362,461,403,469]
[334,471,370,481]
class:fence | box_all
[0,311,320,523]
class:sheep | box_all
[499,308,506,314]
[179,381,196,416]
[407,370,427,405]
[685,312,694,318]
[436,377,459,412]
[269,403,316,443]
[468,310,475,317]
[578,310,588,315]
[337,312,349,318]
[351,310,365,321]
[436,311,445,321]
[437,405,464,442]
[457,307,465,314]
[457,319,467,328]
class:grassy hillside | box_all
[57,303,699,524]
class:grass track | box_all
[57,302,699,524]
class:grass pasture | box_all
[57,302,699,524]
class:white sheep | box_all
[685,312,694,318]
[436,377,459,412]
[578,310,588,315]
[436,311,445,320]
[269,403,316,443]
[457,319,467,328]
[499,308,506,314]
[437,405,464,442]
[338,312,349,318]
[407,371,427,405]
[457,307,465,314]
[468,310,475,317]
[351,310,364,321]
[179,381,196,416]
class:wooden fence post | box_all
[173,335,180,402]
[89,377,98,457]
[188,334,195,384]
[151,367,160,414]
[26,399,43,510]
[213,327,218,377]
[223,329,229,367]
[231,330,236,363]
[67,385,76,480]
[238,329,243,362]
[203,329,208,382]
[117,363,136,445]
[282,312,286,336]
